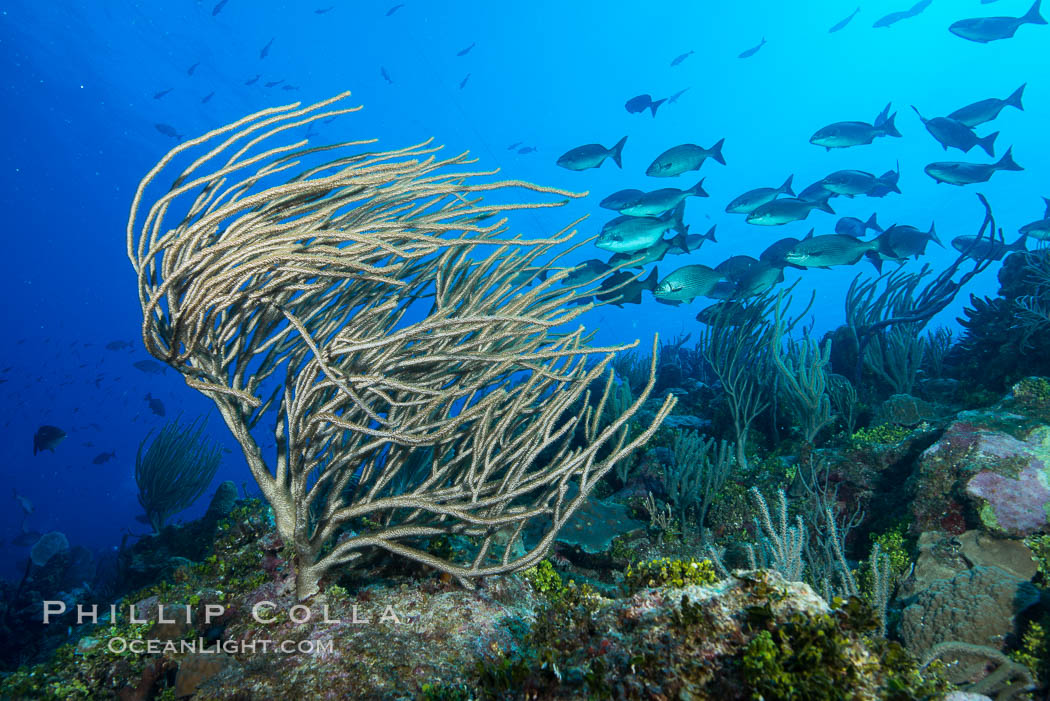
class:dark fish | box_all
[264,80,284,87]
[670,50,694,66]
[133,359,167,375]
[506,141,524,151]
[456,42,476,56]
[260,37,275,59]
[92,451,116,465]
[738,37,766,58]
[145,392,166,417]
[696,300,751,325]
[244,74,261,85]
[725,175,794,214]
[212,0,229,16]
[386,3,405,15]
[732,261,786,297]
[315,6,334,13]
[948,84,1025,128]
[153,88,173,99]
[595,268,659,307]
[881,223,941,259]
[459,74,471,89]
[829,7,861,32]
[600,189,645,211]
[556,136,627,171]
[746,198,834,226]
[949,0,1046,42]
[33,425,67,455]
[517,146,537,154]
[380,66,393,84]
[924,147,1022,185]
[951,234,1027,260]
[835,213,882,238]
[810,103,901,150]
[797,180,836,203]
[154,123,182,139]
[912,106,997,156]
[822,169,901,197]
[873,0,932,27]
[667,87,690,104]
[562,259,612,286]
[187,61,200,76]
[654,265,724,305]
[625,94,666,117]
[201,91,215,103]
[715,255,760,283]
[620,179,708,217]
[105,340,131,351]
[646,139,726,177]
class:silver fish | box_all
[654,264,724,305]
[924,147,1022,185]
[596,203,688,253]
[948,84,1025,127]
[557,136,627,171]
[725,175,794,214]
[949,0,1046,42]
[951,235,1027,260]
[599,189,645,211]
[810,103,901,150]
[646,139,726,177]
[746,198,834,226]
[784,233,885,269]
[620,179,708,217]
[821,169,901,197]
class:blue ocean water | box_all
[0,0,1046,589]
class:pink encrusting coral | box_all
[966,463,1050,536]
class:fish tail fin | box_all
[874,232,899,258]
[780,174,795,196]
[670,202,689,234]
[689,178,709,197]
[1007,83,1026,111]
[1010,234,1029,252]
[928,222,943,247]
[610,136,628,168]
[995,146,1023,171]
[702,224,717,244]
[643,266,659,291]
[1043,195,1050,218]
[1024,0,1046,24]
[880,172,903,193]
[817,199,835,215]
[874,102,892,127]
[978,131,999,158]
[709,137,726,165]
[880,111,902,137]
[866,212,882,232]
[649,98,667,117]
[670,230,690,253]
[865,250,884,274]
[910,105,925,123]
